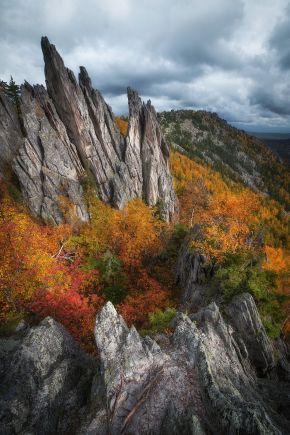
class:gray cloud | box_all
[270,4,290,70]
[251,85,290,116]
[0,0,290,131]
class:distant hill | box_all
[250,132,290,140]
[158,110,290,210]
[250,132,290,164]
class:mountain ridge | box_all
[158,109,290,210]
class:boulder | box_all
[0,317,95,434]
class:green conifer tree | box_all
[6,76,20,105]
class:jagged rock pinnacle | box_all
[1,36,178,222]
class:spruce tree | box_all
[6,76,20,105]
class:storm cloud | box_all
[0,0,289,131]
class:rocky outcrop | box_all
[0,37,177,222]
[194,303,288,435]
[176,238,282,377]
[90,302,289,435]
[174,237,290,433]
[0,92,22,179]
[176,236,277,377]
[0,317,95,434]
[88,302,206,434]
[226,293,275,375]
[125,88,177,219]
[176,232,213,309]
[14,83,88,224]
[1,301,290,434]
[41,38,125,206]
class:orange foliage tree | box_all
[1,144,289,346]
[170,151,262,260]
[0,184,103,349]
[170,150,290,336]
[115,116,129,136]
[70,192,173,327]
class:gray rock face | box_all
[39,36,177,221]
[226,293,275,375]
[125,88,177,219]
[14,83,88,224]
[89,302,206,435]
[87,302,290,434]
[176,234,213,309]
[195,303,286,435]
[174,238,290,434]
[41,38,125,205]
[276,338,290,382]
[176,239,274,377]
[0,92,22,179]
[0,317,95,435]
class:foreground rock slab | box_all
[0,318,95,434]
[1,299,290,434]
[85,301,290,434]
[90,301,206,434]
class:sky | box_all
[0,0,290,132]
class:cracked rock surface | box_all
[14,83,88,224]
[0,92,23,179]
[0,317,95,435]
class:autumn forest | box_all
[0,115,289,353]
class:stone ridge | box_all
[40,36,178,220]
